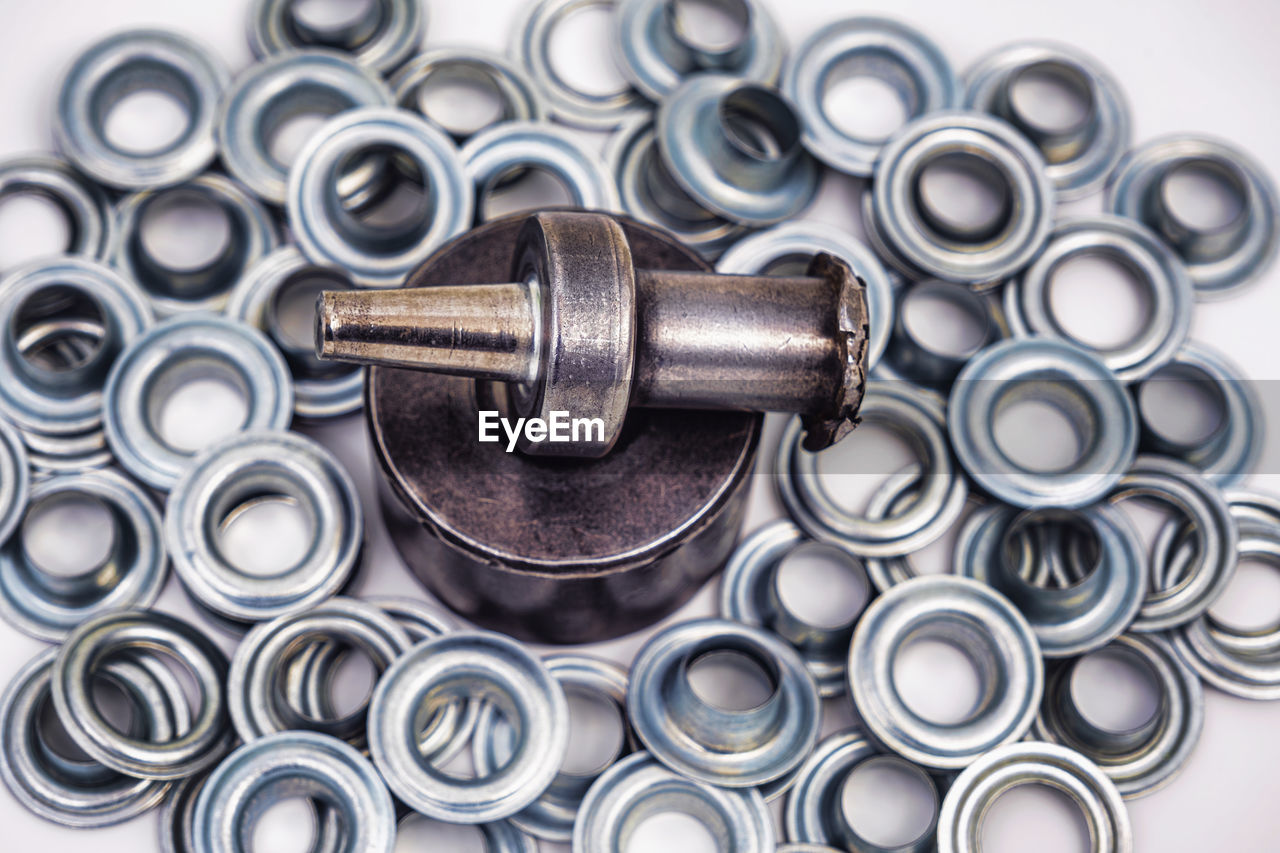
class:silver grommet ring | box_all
[573,752,775,852]
[627,618,821,788]
[785,730,939,853]
[0,418,27,546]
[866,111,1055,285]
[288,107,472,288]
[392,48,545,143]
[103,314,294,492]
[191,731,395,853]
[778,383,968,557]
[0,155,114,264]
[875,278,1002,390]
[55,30,228,190]
[0,470,167,642]
[785,16,960,176]
[247,0,423,75]
[966,41,1130,200]
[717,222,894,369]
[949,338,1137,509]
[369,631,569,823]
[849,576,1043,770]
[1108,135,1279,298]
[936,742,1132,853]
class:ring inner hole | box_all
[420,676,520,780]
[288,0,381,47]
[260,85,357,169]
[1047,250,1154,351]
[1159,159,1248,233]
[892,631,987,725]
[96,61,194,156]
[417,67,508,138]
[1136,363,1226,447]
[822,53,917,143]
[11,284,111,378]
[621,794,725,853]
[0,193,72,270]
[814,422,919,513]
[396,815,489,852]
[561,687,626,776]
[324,646,378,718]
[1068,648,1161,733]
[481,167,574,221]
[1207,553,1280,633]
[138,190,234,274]
[215,485,314,577]
[839,757,937,847]
[775,543,868,629]
[548,4,630,98]
[250,796,319,853]
[685,649,776,712]
[992,378,1094,475]
[980,783,1092,853]
[147,356,251,454]
[719,85,801,162]
[913,151,1012,244]
[333,145,433,249]
[902,282,990,357]
[669,0,750,56]
[1007,61,1094,139]
[1003,509,1101,590]
[20,492,118,581]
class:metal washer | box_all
[247,0,423,74]
[0,155,114,264]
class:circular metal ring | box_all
[217,49,393,206]
[785,729,939,853]
[875,278,1002,390]
[717,222,894,369]
[0,469,167,642]
[392,47,545,143]
[0,408,31,547]
[627,618,821,788]
[778,383,968,557]
[247,0,423,75]
[1108,135,1279,298]
[1034,633,1203,798]
[784,16,960,176]
[52,609,233,780]
[966,41,1130,200]
[0,155,114,265]
[573,752,775,852]
[1134,341,1262,486]
[54,29,228,190]
[936,742,1132,853]
[849,575,1043,770]
[369,630,569,823]
[288,107,472,289]
[866,111,1055,285]
[1005,216,1193,381]
[949,338,1137,509]
[512,0,651,130]
[191,731,395,853]
[102,313,294,492]
[473,654,633,841]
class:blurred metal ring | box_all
[247,0,423,74]
[0,156,114,263]
[392,47,545,143]
[0,410,31,547]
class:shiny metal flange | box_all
[936,742,1132,853]
[288,107,472,289]
[658,74,820,226]
[949,338,1137,509]
[785,729,939,853]
[572,752,775,853]
[614,0,784,101]
[1034,633,1203,798]
[1108,135,1279,298]
[247,0,423,75]
[865,111,1055,285]
[52,609,233,780]
[0,155,114,264]
[473,654,633,841]
[784,16,960,176]
[0,410,31,547]
[778,382,968,557]
[1005,216,1193,381]
[392,47,545,143]
[55,29,229,190]
[876,278,1002,390]
[217,50,393,206]
[0,469,166,642]
[627,618,821,788]
[102,313,294,492]
[368,631,569,823]
[966,41,1130,200]
[717,222,894,369]
[191,731,395,853]
[849,576,1043,770]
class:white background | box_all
[1,0,1279,850]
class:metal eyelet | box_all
[865,111,1055,285]
[52,610,233,780]
[785,730,939,853]
[0,470,166,642]
[716,222,895,369]
[463,122,619,221]
[955,503,1146,657]
[1034,633,1203,798]
[0,410,31,546]
[54,30,228,190]
[0,156,114,265]
[288,107,472,289]
[777,383,968,557]
[849,576,1043,770]
[247,0,423,75]
[784,16,960,176]
[937,742,1132,853]
[512,0,650,130]
[473,654,633,842]
[966,42,1130,200]
[369,631,569,823]
[217,50,392,206]
[949,338,1137,509]
[102,313,294,492]
[614,0,785,101]
[1134,341,1262,486]
[573,752,775,852]
[627,618,820,788]
[1108,135,1279,299]
[874,278,1003,390]
[1004,216,1193,382]
[392,48,546,143]
[191,731,395,853]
